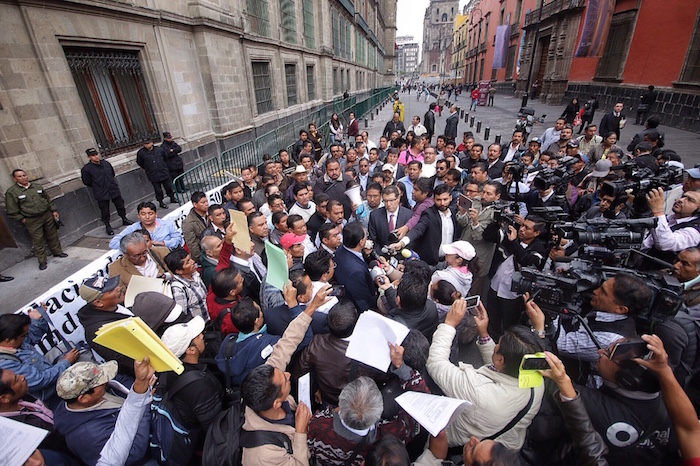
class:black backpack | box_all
[201,399,293,466]
[149,370,207,465]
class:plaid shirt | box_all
[171,271,209,321]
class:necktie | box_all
[389,214,395,231]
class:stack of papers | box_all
[345,311,410,371]
[124,275,172,308]
[229,209,251,252]
[395,392,471,436]
[0,416,49,466]
[94,317,184,374]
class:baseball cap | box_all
[280,233,306,249]
[161,316,206,358]
[382,163,397,174]
[441,241,476,261]
[131,292,183,330]
[686,168,700,179]
[56,360,118,400]
[566,140,579,148]
[142,137,152,143]
[590,159,613,178]
[85,148,99,156]
[162,132,172,139]
[79,275,120,304]
[529,138,542,146]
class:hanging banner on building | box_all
[575,0,616,57]
[492,25,511,69]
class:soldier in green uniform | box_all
[5,169,68,270]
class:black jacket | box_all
[161,140,183,171]
[424,110,436,134]
[77,304,135,377]
[136,145,170,182]
[313,174,354,220]
[405,205,458,266]
[81,160,122,201]
[383,120,406,138]
[384,287,439,341]
[599,111,625,140]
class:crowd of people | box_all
[2,94,700,466]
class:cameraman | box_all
[487,215,547,340]
[642,188,700,266]
[525,273,652,362]
[583,192,628,220]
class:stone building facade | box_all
[422,0,459,77]
[0,0,397,265]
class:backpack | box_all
[201,399,293,466]
[149,370,206,465]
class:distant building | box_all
[397,36,420,78]
[451,7,470,84]
[422,0,460,77]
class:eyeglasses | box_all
[383,197,399,203]
[127,250,149,260]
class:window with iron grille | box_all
[595,11,636,80]
[252,61,274,114]
[247,0,271,37]
[332,10,339,55]
[280,0,297,44]
[64,47,158,156]
[285,63,298,106]
[345,21,352,58]
[339,16,346,59]
[680,9,700,83]
[303,0,315,48]
[306,65,315,100]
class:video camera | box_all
[601,162,683,198]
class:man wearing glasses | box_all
[108,231,170,290]
[368,185,411,255]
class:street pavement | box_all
[367,89,700,168]
[3,90,700,312]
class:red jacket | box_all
[471,88,480,99]
[205,240,239,335]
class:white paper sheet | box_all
[0,416,49,466]
[345,311,410,371]
[124,275,172,308]
[395,391,471,437]
[298,372,311,411]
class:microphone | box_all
[400,249,420,261]
[369,260,387,285]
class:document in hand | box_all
[0,415,49,466]
[94,316,184,374]
[345,311,410,371]
[265,241,289,291]
[298,373,312,411]
[124,275,172,308]
[395,392,472,437]
[229,209,251,252]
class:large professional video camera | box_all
[601,162,683,198]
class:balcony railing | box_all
[523,0,585,27]
[336,0,355,16]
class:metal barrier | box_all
[173,86,397,204]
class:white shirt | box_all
[642,214,700,252]
[311,281,339,314]
[438,209,454,257]
[408,124,428,137]
[386,208,400,230]
[289,201,316,223]
[359,173,369,191]
[365,139,377,150]
[420,161,437,178]
[503,144,520,163]
[491,242,530,300]
[134,254,159,278]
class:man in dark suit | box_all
[599,101,626,140]
[499,130,526,163]
[445,105,459,141]
[333,222,378,312]
[389,184,457,266]
[368,185,411,254]
[485,143,505,180]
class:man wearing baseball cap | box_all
[53,360,151,465]
[76,275,136,376]
[280,232,307,268]
[80,147,134,235]
[157,316,223,463]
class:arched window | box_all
[442,13,448,22]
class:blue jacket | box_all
[53,397,151,465]
[215,331,281,386]
[0,318,69,409]
[333,245,377,312]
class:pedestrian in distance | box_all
[161,131,184,193]
[636,85,658,125]
[80,147,134,235]
[5,169,68,270]
[136,136,175,209]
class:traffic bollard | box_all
[484,127,490,140]
[495,134,501,144]
[365,118,368,128]
[470,116,475,127]
[460,109,464,118]
[476,121,482,133]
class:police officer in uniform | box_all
[81,147,134,235]
[5,169,67,270]
[160,132,184,193]
[136,136,175,209]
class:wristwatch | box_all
[530,327,546,338]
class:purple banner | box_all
[492,25,511,69]
[575,0,615,57]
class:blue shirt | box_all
[398,176,416,207]
[108,219,183,250]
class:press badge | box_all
[261,344,273,359]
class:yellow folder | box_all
[94,316,184,374]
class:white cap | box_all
[441,241,476,261]
[382,163,396,174]
[293,165,307,175]
[160,316,206,357]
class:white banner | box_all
[15,183,228,354]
